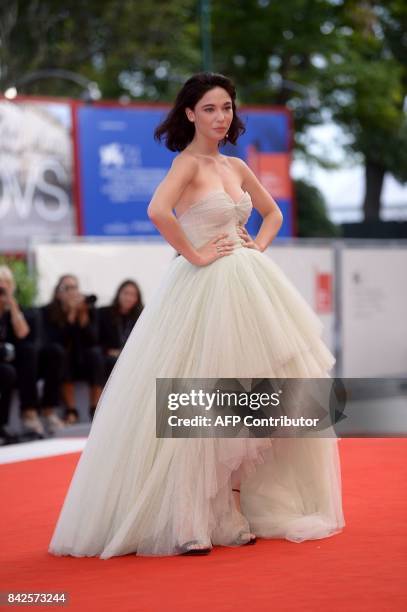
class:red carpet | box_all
[1,439,406,611]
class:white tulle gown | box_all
[48,190,345,558]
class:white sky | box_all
[291,122,407,223]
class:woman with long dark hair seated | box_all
[98,280,144,384]
[39,274,105,424]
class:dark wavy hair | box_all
[154,72,246,151]
[111,279,144,322]
[47,274,78,327]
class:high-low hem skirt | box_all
[48,248,345,558]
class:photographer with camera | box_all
[39,274,104,424]
[0,264,45,440]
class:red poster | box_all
[315,272,333,314]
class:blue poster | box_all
[76,105,293,238]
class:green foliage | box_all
[294,179,341,238]
[0,0,200,100]
[0,256,37,307]
[1,0,406,216]
[320,1,407,180]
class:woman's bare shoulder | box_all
[222,155,249,182]
[225,155,249,171]
[170,151,200,175]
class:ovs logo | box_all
[0,158,70,221]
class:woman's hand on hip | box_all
[192,233,235,266]
[237,225,262,251]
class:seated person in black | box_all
[98,280,144,383]
[40,274,104,424]
[0,265,54,438]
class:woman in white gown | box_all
[48,72,345,558]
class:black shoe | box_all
[17,431,45,443]
[0,426,20,446]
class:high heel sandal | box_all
[233,531,257,546]
[232,489,257,545]
[178,540,212,556]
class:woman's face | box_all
[0,277,15,308]
[57,276,80,306]
[118,284,139,312]
[186,86,233,143]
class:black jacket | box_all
[39,303,99,350]
[97,306,140,352]
[0,306,40,346]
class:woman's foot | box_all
[179,540,212,556]
[233,531,257,546]
[232,488,257,545]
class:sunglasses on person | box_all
[59,283,79,292]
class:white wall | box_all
[266,245,335,352]
[33,239,407,377]
[34,240,175,305]
[341,247,407,377]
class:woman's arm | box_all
[6,290,30,339]
[77,303,99,345]
[147,155,234,266]
[234,157,284,252]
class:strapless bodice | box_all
[176,190,253,249]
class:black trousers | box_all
[0,362,17,428]
[14,342,39,411]
[0,342,41,416]
[0,342,41,423]
[39,344,105,407]
[103,354,118,384]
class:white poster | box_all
[341,247,407,377]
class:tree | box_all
[0,0,200,100]
[210,0,407,221]
[320,1,407,220]
[294,179,341,237]
[1,0,406,221]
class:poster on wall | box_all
[0,99,76,250]
[75,104,293,238]
[225,107,293,237]
[75,105,173,237]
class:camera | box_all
[0,287,6,297]
[0,342,16,363]
[84,294,97,306]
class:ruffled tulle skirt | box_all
[48,247,345,558]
